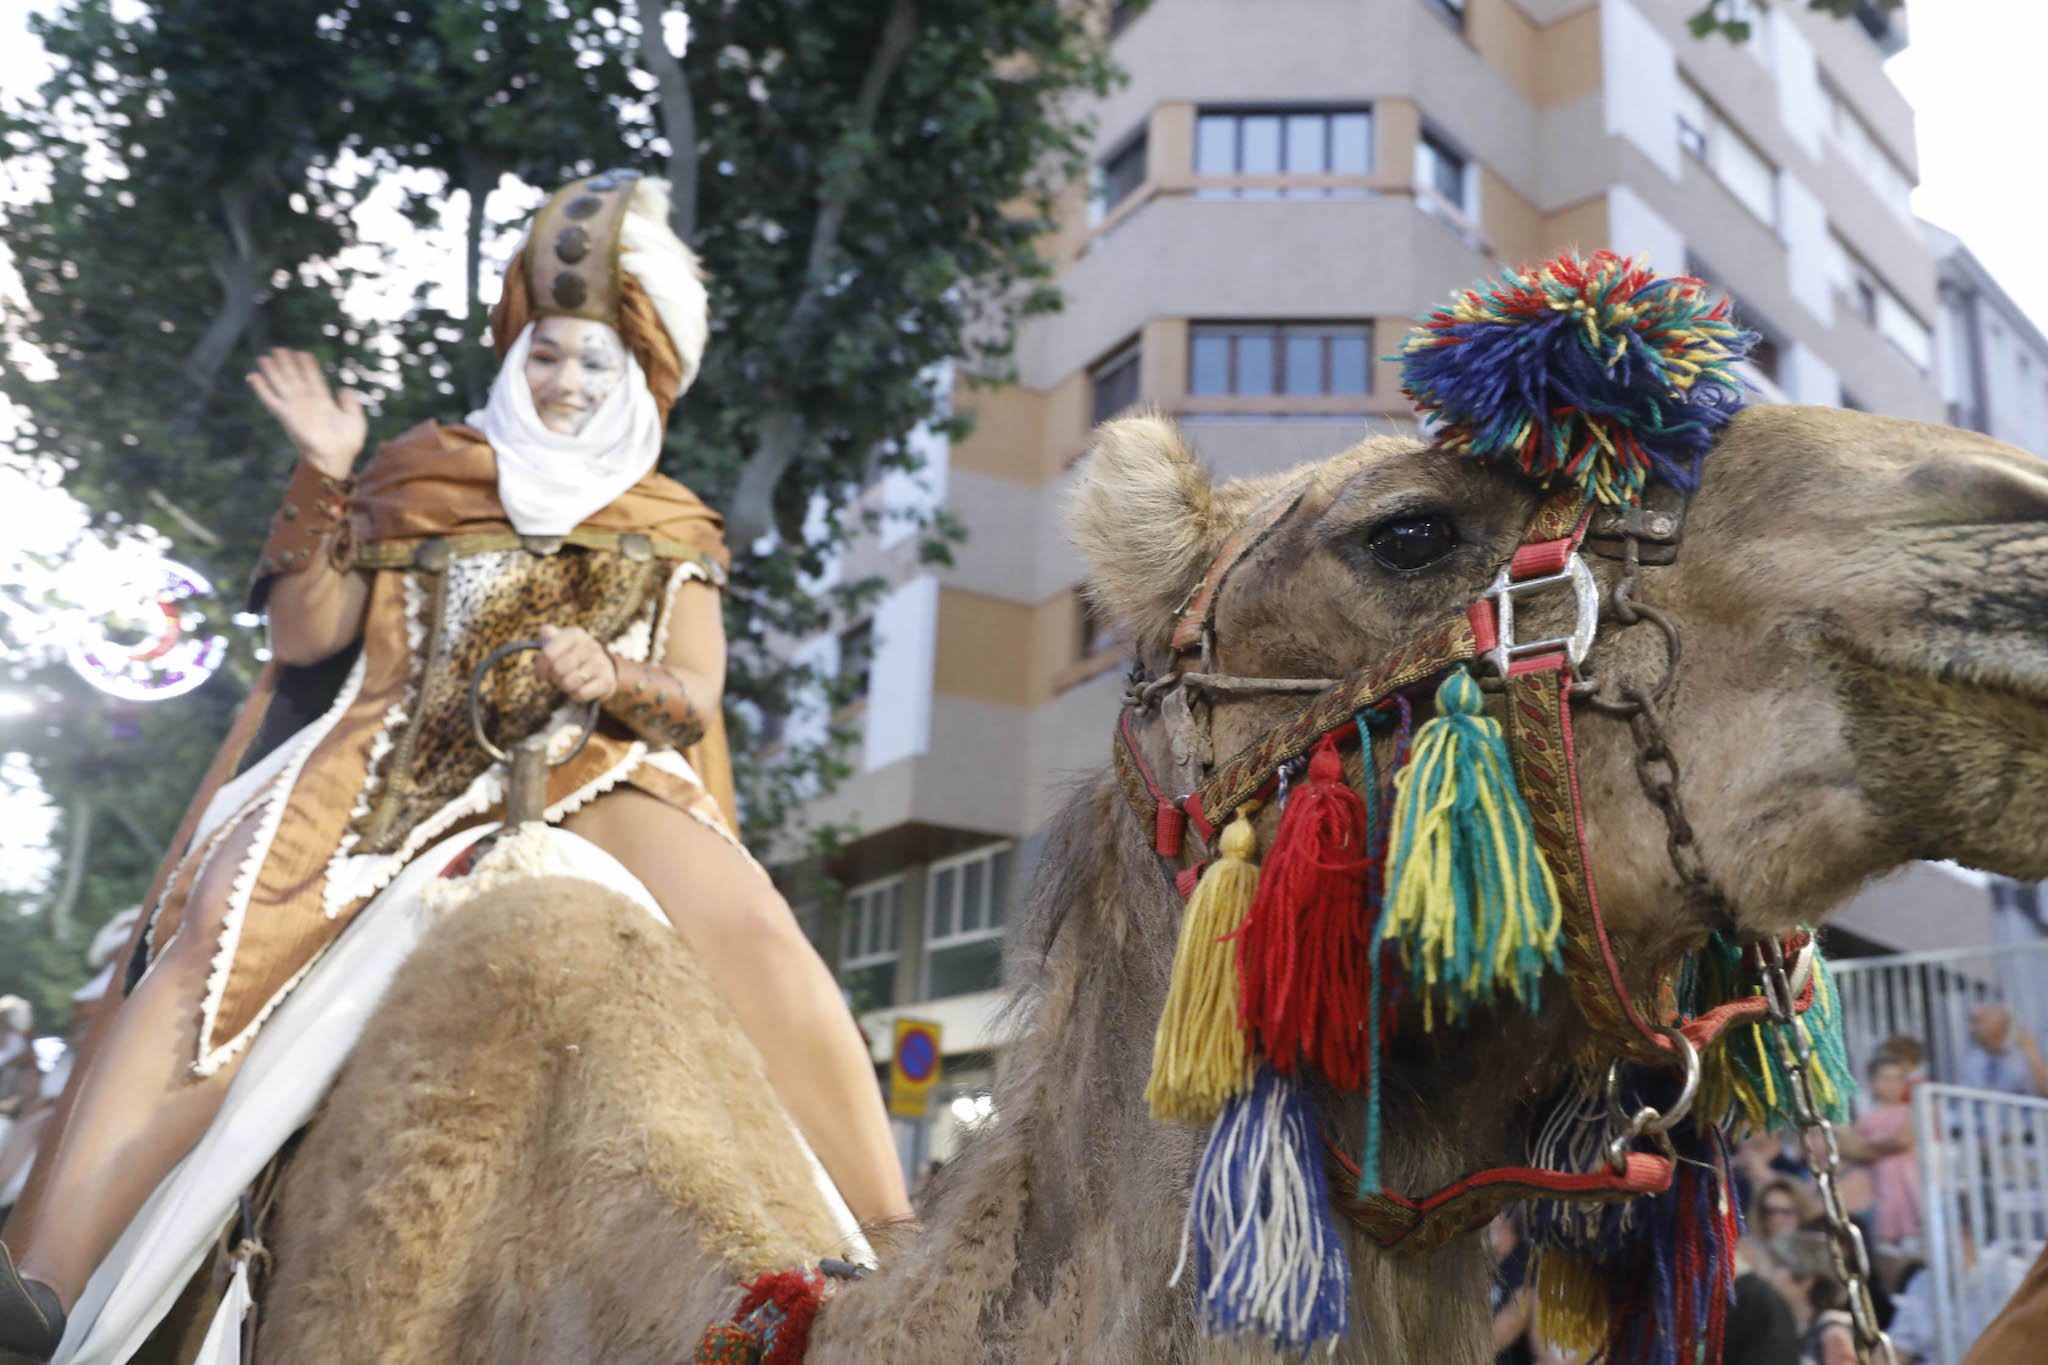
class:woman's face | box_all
[1870,1061,1907,1104]
[1759,1190,1804,1237]
[525,316,627,435]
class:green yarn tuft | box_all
[1381,667,1563,1024]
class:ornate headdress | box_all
[490,169,709,413]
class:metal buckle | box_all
[1481,552,1600,677]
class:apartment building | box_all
[787,0,1951,1171]
[1927,221,2048,454]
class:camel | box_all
[227,401,2048,1364]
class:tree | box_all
[1688,0,1902,43]
[0,0,1119,999]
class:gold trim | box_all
[350,531,725,585]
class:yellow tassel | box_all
[1145,808,1259,1124]
[1531,1249,1611,1360]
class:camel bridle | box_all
[1112,481,1824,1247]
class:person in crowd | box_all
[1733,1130,1812,1220]
[1484,1210,1534,1365]
[1752,1177,1822,1244]
[1838,1056,1921,1251]
[1879,1034,1928,1090]
[1724,1233,1802,1365]
[1958,1003,2048,1098]
[1893,1205,2034,1362]
[1765,1232,1857,1365]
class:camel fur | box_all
[255,406,2048,1362]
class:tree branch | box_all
[45,799,91,943]
[635,0,698,241]
[460,146,495,409]
[725,0,919,548]
[173,180,261,434]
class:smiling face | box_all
[524,316,628,435]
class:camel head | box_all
[1072,403,2048,956]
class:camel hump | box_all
[261,875,846,1362]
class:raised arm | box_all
[245,349,373,665]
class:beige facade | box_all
[788,0,1949,1163]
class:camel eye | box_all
[1366,514,1457,572]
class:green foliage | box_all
[1687,0,1901,43]
[0,0,1117,996]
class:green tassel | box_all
[1690,934,1856,1131]
[1381,666,1563,1025]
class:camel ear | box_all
[1068,414,1221,654]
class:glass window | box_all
[1190,332,1231,395]
[1091,343,1141,424]
[931,866,955,939]
[1421,130,1467,207]
[1189,324,1374,398]
[1236,333,1275,395]
[1286,115,1327,176]
[838,621,872,702]
[1330,113,1371,174]
[1193,107,1372,181]
[925,844,1015,1000]
[1240,115,1282,174]
[1195,115,1236,175]
[838,877,902,1012]
[1093,132,1148,222]
[1284,331,1323,396]
[1329,334,1369,395]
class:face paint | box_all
[525,316,628,436]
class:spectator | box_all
[1958,1003,2048,1098]
[1733,1131,1811,1216]
[1839,1057,1921,1251]
[1485,1211,1534,1365]
[1892,1207,2033,1362]
[1752,1178,1822,1243]
[1764,1232,1857,1365]
[1725,1234,1801,1365]
[1879,1034,1928,1089]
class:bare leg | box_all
[8,811,258,1307]
[564,789,912,1226]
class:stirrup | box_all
[0,1242,64,1362]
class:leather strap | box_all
[1326,1144,1673,1255]
[1170,482,1309,652]
[350,530,725,583]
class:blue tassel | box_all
[1175,1066,1351,1353]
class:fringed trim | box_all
[193,651,369,1076]
[419,822,559,914]
[323,575,430,916]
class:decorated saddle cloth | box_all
[128,420,744,1075]
[54,825,871,1365]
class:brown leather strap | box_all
[1170,482,1310,652]
[249,458,352,608]
[349,531,726,582]
[603,655,706,750]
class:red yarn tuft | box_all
[1236,734,1376,1088]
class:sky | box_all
[0,0,2039,889]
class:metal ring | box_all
[467,638,601,767]
[1601,1025,1703,1169]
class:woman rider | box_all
[0,172,910,1358]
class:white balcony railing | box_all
[1907,1083,2048,1363]
[1830,941,2048,1098]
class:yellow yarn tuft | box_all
[1145,808,1260,1123]
[1531,1249,1611,1360]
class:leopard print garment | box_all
[350,546,664,856]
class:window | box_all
[1077,589,1118,659]
[1422,0,1466,27]
[1675,78,1777,228]
[1189,322,1371,398]
[1414,128,1478,238]
[1108,0,1139,36]
[925,844,1014,999]
[1194,106,1372,199]
[1689,254,1784,389]
[1853,1,1904,56]
[838,620,873,703]
[1090,342,1141,424]
[1853,278,1878,325]
[1822,78,1912,222]
[1092,131,1148,223]
[839,877,902,1011]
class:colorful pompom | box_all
[1397,250,1757,507]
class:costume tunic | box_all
[134,420,741,1075]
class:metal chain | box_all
[1758,937,1898,1365]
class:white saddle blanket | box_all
[56,824,868,1364]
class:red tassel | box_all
[1236,734,1375,1088]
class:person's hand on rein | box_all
[535,625,619,703]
